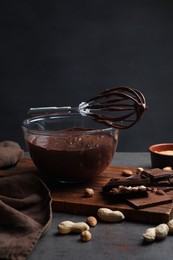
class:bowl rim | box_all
[22,114,118,136]
[149,143,173,155]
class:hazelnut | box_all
[163,166,172,171]
[122,169,133,177]
[87,216,97,227]
[136,167,144,174]
[84,188,94,197]
[81,230,92,242]
[155,189,166,195]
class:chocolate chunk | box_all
[141,168,173,181]
[127,192,172,209]
[102,176,150,193]
[104,185,148,199]
[102,176,149,199]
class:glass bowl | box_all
[22,113,119,183]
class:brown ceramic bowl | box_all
[22,112,119,183]
[149,143,173,169]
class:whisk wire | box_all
[86,86,147,129]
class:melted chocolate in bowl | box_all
[25,127,118,183]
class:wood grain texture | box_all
[1,158,173,224]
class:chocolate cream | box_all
[26,128,117,182]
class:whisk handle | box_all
[28,106,72,116]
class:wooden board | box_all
[1,158,173,224]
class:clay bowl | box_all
[149,143,173,169]
[22,112,119,183]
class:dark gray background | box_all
[1,0,173,152]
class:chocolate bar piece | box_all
[127,191,172,209]
[103,185,148,199]
[102,176,149,199]
[141,168,173,181]
[102,176,150,192]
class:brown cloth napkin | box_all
[0,141,52,260]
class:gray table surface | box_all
[28,153,173,260]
